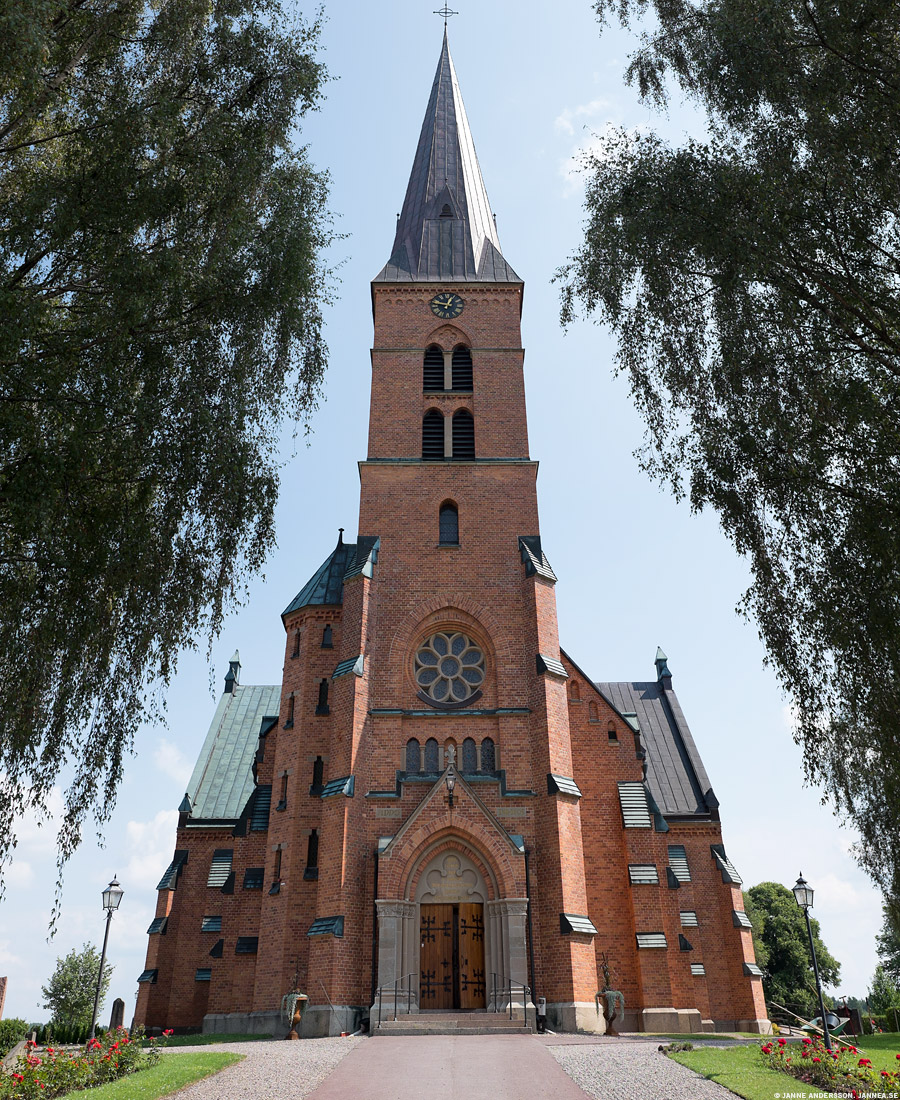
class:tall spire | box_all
[374,30,519,283]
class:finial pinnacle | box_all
[434,4,458,29]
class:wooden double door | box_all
[419,903,486,1010]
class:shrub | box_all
[0,1025,171,1099]
[760,1035,900,1096]
[0,1021,28,1059]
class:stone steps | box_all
[374,1011,532,1036]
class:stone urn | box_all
[281,992,309,1040]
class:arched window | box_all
[316,678,329,715]
[608,722,618,742]
[291,630,300,658]
[452,346,473,391]
[439,501,459,545]
[480,737,496,773]
[321,624,333,648]
[570,680,581,701]
[462,737,477,774]
[440,203,453,218]
[452,409,474,459]
[311,756,324,791]
[424,737,440,773]
[422,409,444,460]
[423,345,444,391]
[304,830,319,880]
[588,701,599,723]
[406,738,421,773]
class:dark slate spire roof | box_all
[283,531,354,616]
[374,30,520,284]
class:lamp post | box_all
[792,872,832,1051]
[89,877,124,1039]
[445,770,456,809]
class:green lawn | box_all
[671,1034,900,1100]
[68,1052,243,1099]
[141,1032,273,1047]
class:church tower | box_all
[135,31,768,1037]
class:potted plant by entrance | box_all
[597,952,625,1036]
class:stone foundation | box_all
[546,1001,605,1034]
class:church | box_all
[134,30,768,1038]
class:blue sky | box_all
[0,0,882,1023]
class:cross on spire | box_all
[433,4,458,28]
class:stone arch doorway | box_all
[416,852,486,1010]
[373,838,529,1016]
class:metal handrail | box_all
[375,971,416,1027]
[489,972,531,1021]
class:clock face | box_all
[430,292,464,320]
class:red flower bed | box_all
[0,1027,166,1099]
[760,1037,900,1096]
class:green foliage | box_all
[0,1019,28,1058]
[760,1035,900,1096]
[878,903,900,984]
[744,882,840,1015]
[139,1032,271,1047]
[0,1027,159,1099]
[40,943,113,1029]
[563,0,900,897]
[0,0,332,910]
[870,965,900,1016]
[60,1051,243,1100]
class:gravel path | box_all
[549,1040,738,1100]
[163,1037,363,1100]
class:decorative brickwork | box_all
[133,31,766,1039]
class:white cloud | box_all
[124,810,179,887]
[152,739,192,788]
[554,97,612,137]
[12,786,65,856]
[6,860,34,889]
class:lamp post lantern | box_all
[90,877,123,1039]
[445,769,456,809]
[792,872,832,1051]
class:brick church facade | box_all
[135,32,768,1037]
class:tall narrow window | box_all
[570,680,581,701]
[423,345,444,391]
[608,722,618,742]
[272,848,282,883]
[276,773,288,811]
[284,694,294,728]
[439,501,459,545]
[480,737,495,773]
[304,830,319,880]
[588,701,599,723]
[422,409,445,460]
[322,624,333,648]
[451,346,473,391]
[311,756,324,794]
[291,631,300,658]
[424,737,439,773]
[316,678,329,715]
[452,409,475,459]
[462,737,477,774]
[406,738,421,773]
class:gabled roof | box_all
[185,683,281,821]
[595,678,714,818]
[374,30,520,284]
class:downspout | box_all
[369,847,379,1012]
[524,847,537,1010]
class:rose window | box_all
[415,632,485,704]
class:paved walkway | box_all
[166,1034,738,1100]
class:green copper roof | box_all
[185,682,281,821]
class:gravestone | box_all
[109,998,125,1031]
